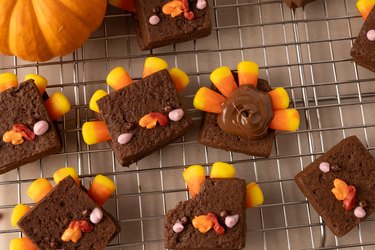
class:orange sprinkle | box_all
[162,1,184,18]
[3,130,24,145]
[192,215,213,233]
[331,178,349,201]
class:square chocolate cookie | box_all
[97,69,192,166]
[199,79,275,157]
[18,176,120,249]
[295,136,375,237]
[134,0,212,50]
[165,178,247,249]
[351,6,375,72]
[0,80,61,174]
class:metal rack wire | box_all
[1,0,375,249]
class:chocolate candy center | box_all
[217,85,273,140]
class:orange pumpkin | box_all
[0,0,107,62]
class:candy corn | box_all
[356,0,375,19]
[88,175,116,205]
[169,67,190,92]
[45,92,71,121]
[269,109,300,131]
[53,167,80,185]
[11,204,30,227]
[183,165,206,197]
[268,87,290,110]
[89,89,108,113]
[193,87,226,113]
[82,121,111,145]
[24,74,48,94]
[106,66,133,90]
[210,162,236,178]
[210,66,238,97]
[0,72,17,92]
[10,238,38,250]
[27,178,53,202]
[143,57,169,78]
[108,0,136,11]
[237,61,258,87]
[246,182,264,208]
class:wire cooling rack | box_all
[1,0,375,249]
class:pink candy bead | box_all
[33,120,49,136]
[117,133,133,145]
[225,214,239,228]
[149,15,160,25]
[354,206,366,219]
[319,162,330,173]
[367,30,375,41]
[168,108,184,122]
[90,208,103,224]
[197,0,207,10]
[172,221,184,233]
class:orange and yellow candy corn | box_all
[246,182,264,208]
[210,66,238,97]
[0,72,17,92]
[82,121,111,145]
[210,162,236,178]
[108,0,136,12]
[24,74,48,94]
[45,92,71,121]
[88,175,116,205]
[237,61,258,87]
[169,67,190,92]
[89,89,108,113]
[143,57,168,78]
[269,109,300,131]
[183,165,206,197]
[53,167,80,185]
[193,87,226,114]
[11,204,30,227]
[106,66,133,90]
[268,87,290,110]
[27,178,53,202]
[10,238,38,250]
[356,0,375,19]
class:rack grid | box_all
[1,0,375,249]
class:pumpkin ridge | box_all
[0,1,20,56]
[10,0,54,61]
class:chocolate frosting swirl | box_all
[217,85,274,140]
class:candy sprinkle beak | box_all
[183,165,206,198]
[27,178,53,203]
[210,162,236,178]
[53,167,80,185]
[356,0,375,19]
[0,72,18,92]
[143,57,169,78]
[45,92,71,121]
[10,238,38,250]
[88,175,116,205]
[268,87,290,110]
[106,66,133,90]
[193,87,226,114]
[209,66,238,97]
[237,61,258,87]
[82,121,111,145]
[269,109,300,131]
[246,182,264,208]
[169,67,190,92]
[89,89,108,113]
[11,204,30,227]
[24,74,48,94]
